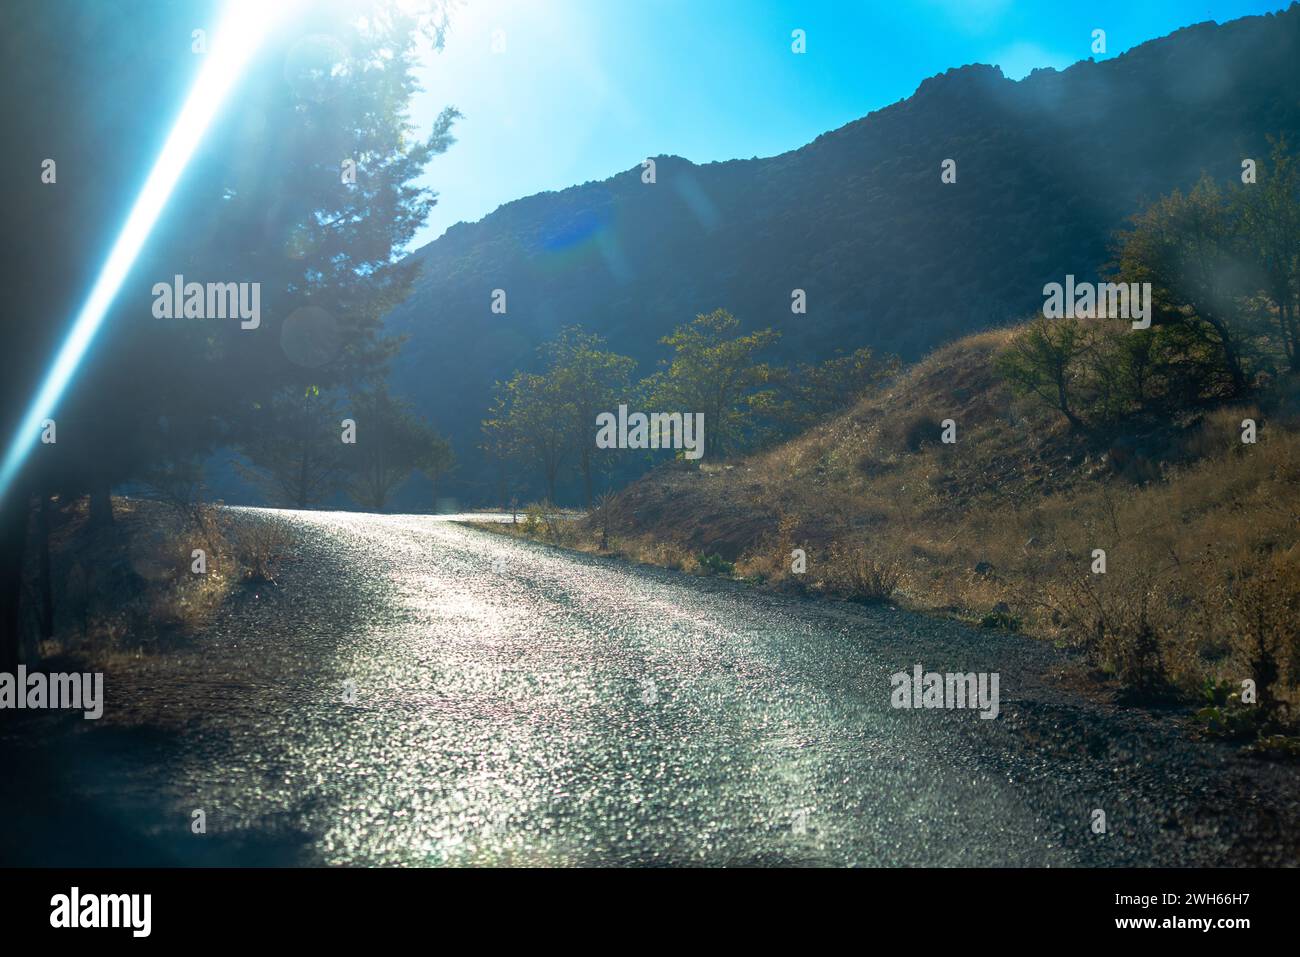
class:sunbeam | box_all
[0,0,300,503]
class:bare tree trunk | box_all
[1203,312,1248,395]
[37,493,54,641]
[296,442,309,509]
[0,494,28,673]
[1282,299,1300,373]
[580,449,593,509]
[88,483,113,529]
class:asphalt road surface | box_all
[3,508,1297,866]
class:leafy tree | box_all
[997,318,1088,430]
[479,327,638,506]
[0,0,210,668]
[421,432,456,507]
[479,393,519,510]
[58,0,460,520]
[491,371,575,503]
[1240,139,1300,371]
[645,309,780,459]
[772,347,899,433]
[236,386,347,509]
[345,389,450,511]
[1114,175,1255,395]
[0,1,459,666]
[1112,328,1160,410]
[544,328,637,506]
[1006,141,1300,430]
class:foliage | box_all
[770,347,900,433]
[645,309,781,459]
[489,372,575,503]
[236,386,347,508]
[697,553,735,576]
[584,320,1300,731]
[1001,141,1300,433]
[996,318,1088,430]
[345,389,452,511]
[384,11,1300,501]
[544,328,637,506]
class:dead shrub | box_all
[1208,556,1300,728]
[1035,570,1174,698]
[826,542,902,603]
[233,518,294,585]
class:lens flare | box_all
[0,0,300,503]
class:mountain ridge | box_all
[384,4,1300,505]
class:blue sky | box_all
[407,0,1289,249]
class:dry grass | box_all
[824,542,903,603]
[525,322,1300,728]
[227,516,295,585]
[30,496,291,661]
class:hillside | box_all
[385,5,1300,503]
[514,322,1300,729]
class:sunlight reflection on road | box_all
[157,508,1071,866]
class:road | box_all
[3,508,1297,866]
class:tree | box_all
[772,347,899,433]
[645,309,781,459]
[0,1,459,666]
[421,435,456,509]
[480,393,519,511]
[545,328,637,507]
[997,317,1089,430]
[491,372,575,503]
[0,0,211,670]
[236,386,347,509]
[46,0,460,516]
[345,389,450,511]
[1240,139,1300,372]
[1115,176,1255,395]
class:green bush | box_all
[697,553,735,576]
[980,608,1022,631]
